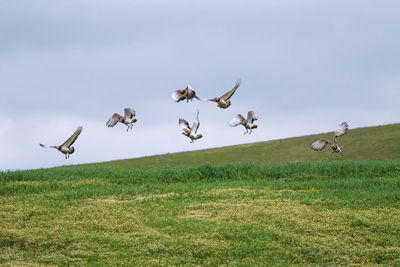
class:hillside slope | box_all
[83,123,400,168]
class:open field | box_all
[82,123,400,169]
[1,161,400,265]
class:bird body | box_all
[205,80,240,109]
[171,86,201,103]
[179,110,203,143]
[39,126,83,159]
[229,111,259,134]
[311,122,349,155]
[106,108,137,131]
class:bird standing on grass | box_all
[171,85,202,103]
[179,110,203,143]
[106,108,137,132]
[203,80,241,109]
[310,122,349,155]
[229,111,259,134]
[39,126,83,159]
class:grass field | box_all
[1,161,400,265]
[82,123,400,169]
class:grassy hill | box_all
[1,161,400,265]
[1,124,400,265]
[84,123,400,168]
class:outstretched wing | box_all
[221,80,241,100]
[229,114,246,127]
[171,89,186,102]
[247,111,259,124]
[62,126,83,148]
[124,108,136,119]
[310,138,330,151]
[179,119,191,131]
[334,122,349,139]
[39,143,57,149]
[106,113,123,127]
[204,97,218,102]
[191,110,200,133]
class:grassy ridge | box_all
[83,123,400,168]
[1,161,400,265]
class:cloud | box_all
[1,1,399,169]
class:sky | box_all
[1,0,399,170]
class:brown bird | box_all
[229,111,259,134]
[106,108,137,131]
[171,85,202,103]
[311,122,349,155]
[179,110,203,143]
[204,80,241,109]
[39,126,83,159]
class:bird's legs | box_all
[249,129,253,135]
[243,129,248,134]
[126,124,133,132]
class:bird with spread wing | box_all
[39,126,83,159]
[179,110,203,143]
[229,111,259,134]
[310,122,349,155]
[171,85,202,103]
[203,80,241,109]
[106,108,137,132]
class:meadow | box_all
[83,123,400,169]
[1,161,400,265]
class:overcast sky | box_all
[1,1,399,170]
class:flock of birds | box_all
[39,80,349,159]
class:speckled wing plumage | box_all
[62,126,83,148]
[334,122,349,141]
[229,114,246,127]
[221,80,241,101]
[179,119,191,131]
[191,110,200,134]
[171,90,186,102]
[124,108,136,119]
[247,111,259,124]
[311,138,330,151]
[106,113,123,127]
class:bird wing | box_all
[334,122,349,138]
[62,126,83,148]
[204,97,218,102]
[221,80,241,100]
[124,108,136,119]
[229,114,246,127]
[179,119,191,131]
[310,138,330,151]
[247,111,259,124]
[191,110,200,133]
[106,113,123,127]
[171,89,186,102]
[39,144,57,149]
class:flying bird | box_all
[310,122,349,155]
[106,108,137,131]
[171,85,202,103]
[179,110,203,143]
[229,111,259,134]
[204,80,241,109]
[39,126,83,159]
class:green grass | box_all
[81,123,400,168]
[1,161,400,265]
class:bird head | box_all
[251,125,258,129]
[69,147,75,154]
[133,118,137,123]
[195,134,203,140]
